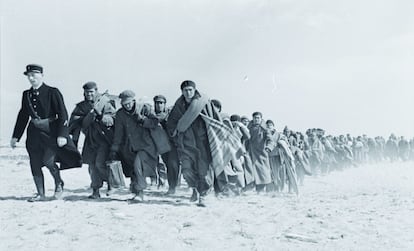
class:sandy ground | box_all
[1,145,414,251]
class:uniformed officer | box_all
[11,64,78,202]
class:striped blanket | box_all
[201,113,244,177]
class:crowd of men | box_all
[11,64,414,206]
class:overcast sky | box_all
[1,0,413,141]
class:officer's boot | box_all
[88,188,101,199]
[49,164,64,199]
[28,176,46,202]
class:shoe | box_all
[106,184,115,196]
[27,194,46,202]
[106,188,115,196]
[88,189,100,199]
[165,187,176,195]
[54,182,64,199]
[131,190,144,201]
[137,190,144,201]
[189,189,198,202]
[197,195,206,207]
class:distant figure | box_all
[265,120,283,192]
[11,64,81,202]
[398,136,410,161]
[385,134,399,162]
[240,116,250,127]
[230,114,255,190]
[248,112,273,193]
[69,82,116,199]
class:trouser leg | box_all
[131,151,148,193]
[196,156,213,196]
[89,163,103,189]
[29,150,45,196]
[214,171,228,193]
[180,156,197,189]
[32,175,45,196]
[43,148,63,189]
[90,147,109,190]
[279,165,286,192]
[163,149,180,189]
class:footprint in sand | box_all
[44,229,64,235]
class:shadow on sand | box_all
[0,196,33,201]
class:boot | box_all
[54,181,64,199]
[28,176,46,202]
[137,190,144,201]
[189,188,198,202]
[131,190,144,201]
[165,186,176,195]
[106,183,115,196]
[88,188,100,199]
[197,195,207,207]
[49,165,64,199]
[256,184,265,194]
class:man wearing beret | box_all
[166,80,215,206]
[152,95,180,195]
[109,90,159,201]
[11,64,81,202]
[69,82,117,199]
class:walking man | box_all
[11,64,81,202]
[167,80,215,206]
[109,90,159,201]
[152,95,181,195]
[69,82,116,199]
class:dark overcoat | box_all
[111,107,159,177]
[12,83,82,169]
[69,99,116,164]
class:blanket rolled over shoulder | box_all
[174,92,209,134]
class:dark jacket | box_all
[166,94,212,164]
[13,83,68,143]
[69,99,116,164]
[12,83,82,169]
[111,106,159,176]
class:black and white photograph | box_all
[1,0,413,250]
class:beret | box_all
[252,111,262,117]
[180,80,196,90]
[230,114,241,122]
[153,95,167,103]
[82,81,97,90]
[119,90,135,101]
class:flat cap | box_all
[230,114,241,122]
[82,81,97,90]
[119,90,135,103]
